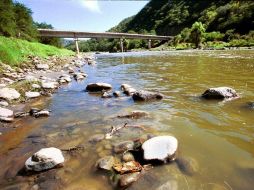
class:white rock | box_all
[0,88,20,100]
[25,147,64,171]
[36,64,49,70]
[25,75,39,82]
[25,91,40,99]
[0,100,9,107]
[202,87,238,99]
[41,82,58,89]
[32,84,41,89]
[0,107,13,118]
[142,136,178,162]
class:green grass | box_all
[0,36,74,67]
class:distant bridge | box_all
[38,29,173,53]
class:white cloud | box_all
[79,0,101,13]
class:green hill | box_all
[110,0,253,36]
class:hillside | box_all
[110,0,254,36]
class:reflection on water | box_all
[0,50,254,190]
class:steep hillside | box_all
[110,0,254,35]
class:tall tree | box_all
[14,2,38,41]
[0,0,16,37]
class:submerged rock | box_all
[86,83,112,92]
[113,161,142,174]
[101,91,113,98]
[113,141,135,154]
[246,102,254,109]
[176,157,199,176]
[88,134,105,144]
[119,172,141,187]
[113,91,121,97]
[142,136,178,162]
[132,90,163,101]
[202,87,238,99]
[25,91,41,99]
[156,180,178,190]
[25,147,64,172]
[0,87,20,100]
[96,156,115,171]
[117,110,149,119]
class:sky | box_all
[16,0,148,32]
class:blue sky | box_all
[16,0,148,32]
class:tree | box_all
[0,0,16,37]
[190,22,206,48]
[14,2,38,41]
[35,22,62,47]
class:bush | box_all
[204,31,225,42]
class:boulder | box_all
[201,87,238,99]
[0,100,9,107]
[122,152,135,162]
[25,91,41,99]
[32,84,41,89]
[0,88,20,100]
[121,84,136,96]
[96,156,115,171]
[86,83,112,92]
[119,172,141,187]
[176,157,199,176]
[113,141,134,154]
[36,64,49,70]
[132,90,163,101]
[142,136,178,162]
[41,82,58,89]
[0,107,13,118]
[33,110,50,118]
[25,147,64,172]
[113,91,121,97]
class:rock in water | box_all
[113,141,135,154]
[0,88,20,100]
[96,156,115,171]
[0,107,13,118]
[41,82,58,89]
[86,83,112,92]
[142,136,178,162]
[202,87,238,99]
[132,90,163,101]
[25,91,41,99]
[119,172,141,187]
[33,110,50,118]
[176,157,199,176]
[25,147,64,171]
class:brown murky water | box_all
[0,50,254,190]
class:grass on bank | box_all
[0,36,74,67]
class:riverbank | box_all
[0,36,96,124]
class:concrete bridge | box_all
[38,29,173,53]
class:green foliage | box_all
[0,0,38,41]
[35,22,62,47]
[0,0,16,37]
[204,32,225,42]
[0,36,73,67]
[189,22,206,48]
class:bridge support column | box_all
[74,38,80,54]
[148,39,152,49]
[120,38,124,52]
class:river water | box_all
[0,50,254,190]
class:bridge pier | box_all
[120,38,124,52]
[148,39,152,49]
[74,38,80,54]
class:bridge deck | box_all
[38,29,173,40]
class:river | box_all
[0,50,254,190]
